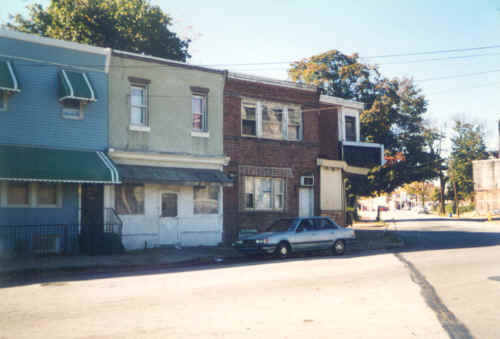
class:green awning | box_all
[0,61,20,92]
[58,69,96,102]
[0,145,119,184]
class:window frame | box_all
[36,182,60,207]
[129,83,149,128]
[160,191,178,218]
[61,99,84,120]
[240,99,302,141]
[243,176,286,212]
[192,93,208,132]
[0,182,62,208]
[0,90,7,111]
[6,182,30,207]
[340,108,360,142]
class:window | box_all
[262,105,283,139]
[194,186,219,214]
[115,184,145,215]
[244,176,285,211]
[37,183,57,206]
[242,103,257,136]
[130,85,148,126]
[314,218,337,230]
[161,193,178,217]
[192,94,207,131]
[345,116,357,141]
[61,99,83,119]
[7,182,30,206]
[241,100,301,141]
[288,108,301,140]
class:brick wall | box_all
[223,78,323,242]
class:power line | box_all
[417,69,500,82]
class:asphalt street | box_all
[1,211,499,338]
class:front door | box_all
[81,184,104,254]
[299,187,314,217]
[159,192,180,245]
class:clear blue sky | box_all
[1,0,499,150]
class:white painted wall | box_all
[320,167,343,211]
[104,183,223,250]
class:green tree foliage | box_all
[8,0,190,61]
[289,50,438,195]
[449,118,488,202]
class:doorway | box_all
[159,191,180,245]
[299,187,314,217]
[80,184,104,254]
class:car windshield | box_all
[265,218,297,232]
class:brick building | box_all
[222,73,383,242]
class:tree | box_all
[289,50,437,196]
[448,118,488,205]
[8,0,190,61]
[402,181,435,207]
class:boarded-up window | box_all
[7,182,29,205]
[115,184,145,215]
[194,186,219,214]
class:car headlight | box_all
[256,239,270,244]
[233,240,243,245]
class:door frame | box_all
[299,187,314,217]
[159,190,180,244]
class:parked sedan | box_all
[232,217,355,258]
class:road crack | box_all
[394,252,473,339]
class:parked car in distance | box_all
[413,206,429,214]
[232,217,355,258]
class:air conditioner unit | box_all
[300,176,314,187]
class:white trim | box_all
[191,130,210,138]
[97,151,119,184]
[320,95,364,110]
[61,70,74,98]
[316,158,370,176]
[0,52,106,74]
[0,29,109,56]
[129,125,151,132]
[82,73,95,101]
[5,61,19,92]
[229,72,317,91]
[104,48,112,74]
[109,150,229,168]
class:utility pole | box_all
[449,160,460,217]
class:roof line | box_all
[228,72,317,91]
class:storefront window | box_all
[194,186,219,214]
[115,184,145,215]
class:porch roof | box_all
[117,164,233,186]
[0,145,120,184]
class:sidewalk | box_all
[0,229,405,277]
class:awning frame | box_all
[0,61,20,93]
[59,69,96,102]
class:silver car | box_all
[232,217,355,258]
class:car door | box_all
[292,218,316,252]
[316,217,341,247]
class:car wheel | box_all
[275,242,290,259]
[332,240,345,255]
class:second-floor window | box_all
[345,116,357,141]
[130,85,148,126]
[192,94,207,131]
[241,100,302,141]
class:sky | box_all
[1,0,499,151]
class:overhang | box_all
[117,164,233,186]
[0,61,20,92]
[58,69,96,102]
[0,145,120,184]
[317,158,370,176]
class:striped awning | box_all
[58,69,96,102]
[0,145,119,184]
[0,61,20,92]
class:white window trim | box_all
[241,98,302,141]
[0,91,8,111]
[129,84,149,128]
[191,130,210,138]
[339,108,360,142]
[243,176,285,212]
[61,100,84,120]
[1,182,62,208]
[192,93,208,132]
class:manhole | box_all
[488,276,500,282]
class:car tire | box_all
[332,240,345,256]
[275,242,290,259]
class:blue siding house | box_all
[0,30,120,256]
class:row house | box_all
[222,74,383,242]
[0,30,120,255]
[0,29,383,254]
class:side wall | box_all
[473,159,500,214]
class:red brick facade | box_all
[223,77,341,242]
